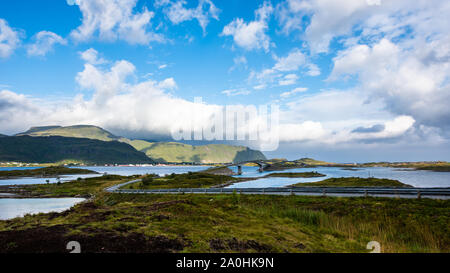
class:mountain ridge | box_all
[14,125,267,164]
[0,135,153,164]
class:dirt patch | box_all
[210,237,272,252]
[0,225,185,253]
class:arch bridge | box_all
[228,161,268,175]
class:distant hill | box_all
[17,125,267,164]
[294,158,331,165]
[0,136,153,165]
[139,142,267,164]
[16,125,122,142]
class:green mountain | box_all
[0,136,153,164]
[294,158,331,165]
[16,125,267,163]
[16,125,122,142]
[139,142,266,164]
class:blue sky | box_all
[0,0,335,105]
[0,0,449,162]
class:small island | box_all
[121,172,244,190]
[264,172,326,178]
[0,166,97,179]
[415,165,450,172]
[291,177,412,188]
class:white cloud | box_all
[278,74,298,86]
[249,48,319,89]
[0,52,435,148]
[275,0,310,35]
[329,38,450,129]
[27,31,67,57]
[306,63,320,76]
[278,121,326,142]
[280,87,307,98]
[229,56,247,72]
[280,88,418,144]
[273,48,306,71]
[222,88,250,96]
[221,1,273,52]
[253,84,266,90]
[158,77,177,90]
[0,90,46,134]
[276,0,388,53]
[158,64,168,69]
[79,48,107,65]
[0,54,221,140]
[276,0,450,54]
[273,0,450,137]
[0,19,21,58]
[156,0,220,33]
[76,60,136,102]
[68,0,164,45]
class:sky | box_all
[0,0,449,162]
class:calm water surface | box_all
[71,165,209,176]
[0,166,209,220]
[0,198,85,220]
[0,165,209,185]
[227,166,450,188]
[1,165,448,188]
[0,165,448,219]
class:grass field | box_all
[0,173,448,253]
[292,177,412,187]
[0,192,448,253]
[121,172,241,190]
[0,175,133,198]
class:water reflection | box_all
[0,198,85,220]
[229,166,450,188]
[0,165,209,185]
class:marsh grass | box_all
[239,196,447,252]
[0,178,447,253]
[122,172,238,189]
[4,175,133,197]
[293,177,411,187]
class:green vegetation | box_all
[0,166,96,178]
[16,125,267,164]
[416,165,450,172]
[360,161,450,171]
[294,158,332,165]
[16,125,122,142]
[0,136,153,165]
[262,158,338,171]
[0,175,132,198]
[265,172,326,178]
[122,172,239,190]
[140,142,266,164]
[201,166,236,175]
[292,177,411,187]
[0,192,448,253]
[124,139,155,151]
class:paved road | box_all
[106,180,450,199]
